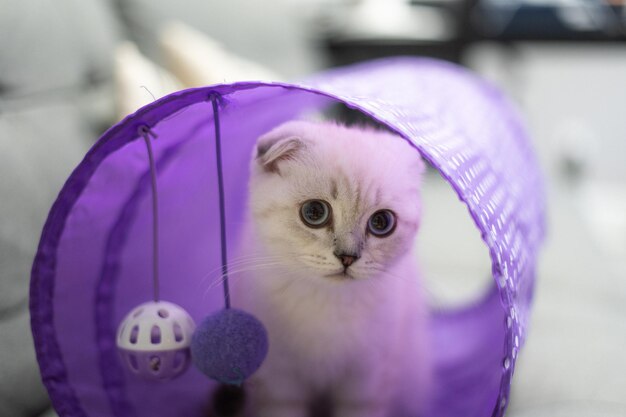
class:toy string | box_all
[210,93,231,309]
[139,126,160,302]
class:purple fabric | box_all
[30,57,545,417]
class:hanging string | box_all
[138,125,160,302]
[209,92,231,309]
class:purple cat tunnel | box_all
[30,58,545,417]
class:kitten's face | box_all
[249,121,424,282]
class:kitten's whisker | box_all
[199,255,284,283]
[200,256,275,277]
[205,268,293,300]
[206,262,286,287]
[297,254,329,260]
[202,261,289,297]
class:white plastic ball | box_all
[116,300,196,380]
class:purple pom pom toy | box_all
[191,309,268,385]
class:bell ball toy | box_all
[116,300,196,380]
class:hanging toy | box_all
[117,300,195,380]
[189,93,268,385]
[191,308,268,385]
[116,126,196,381]
[117,95,268,386]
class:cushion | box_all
[114,41,183,119]
[116,0,321,78]
[0,308,50,417]
[0,2,123,415]
[0,0,120,98]
[159,21,281,86]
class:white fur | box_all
[230,121,433,417]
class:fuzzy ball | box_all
[191,308,268,384]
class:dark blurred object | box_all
[475,0,626,41]
[320,0,469,65]
[319,0,626,67]
[211,384,246,417]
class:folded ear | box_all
[256,132,305,174]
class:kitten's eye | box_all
[300,200,331,228]
[368,210,396,237]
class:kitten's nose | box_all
[335,252,359,267]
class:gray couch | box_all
[0,1,118,415]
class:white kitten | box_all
[231,121,432,417]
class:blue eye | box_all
[368,210,396,237]
[300,200,331,228]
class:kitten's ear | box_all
[256,134,305,174]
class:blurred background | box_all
[1,0,625,416]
